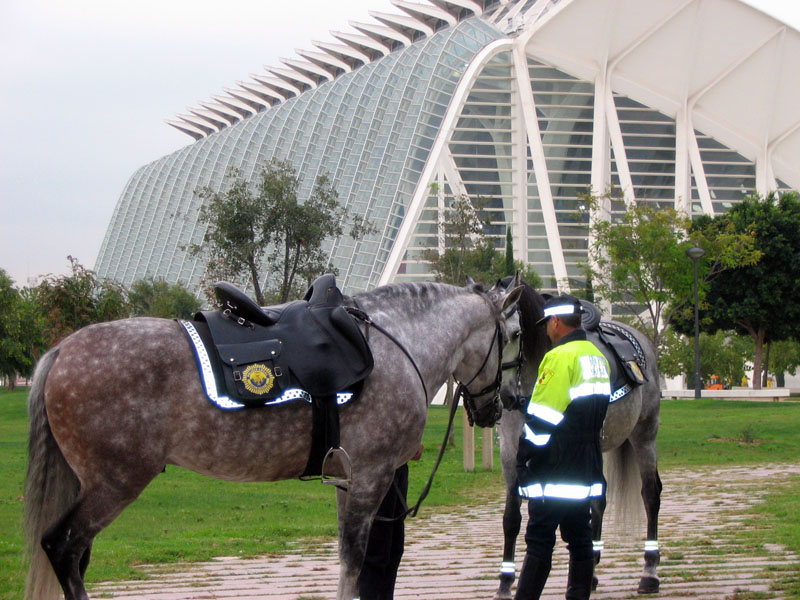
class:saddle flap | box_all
[216,339,282,366]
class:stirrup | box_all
[321,446,352,488]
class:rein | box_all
[346,296,506,520]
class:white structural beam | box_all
[511,64,530,265]
[266,66,316,90]
[165,119,205,140]
[331,30,390,58]
[512,42,569,292]
[369,9,434,37]
[312,39,370,67]
[197,101,242,124]
[212,94,256,118]
[279,57,333,85]
[349,19,411,47]
[391,0,456,27]
[238,80,286,104]
[427,0,482,17]
[251,73,301,97]
[295,48,352,76]
[225,86,272,110]
[380,38,512,285]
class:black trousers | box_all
[524,496,593,562]
[358,464,409,600]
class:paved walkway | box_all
[92,464,800,600]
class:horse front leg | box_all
[494,487,522,600]
[335,472,394,600]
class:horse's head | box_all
[492,275,549,412]
[455,276,524,428]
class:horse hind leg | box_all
[637,465,662,594]
[42,481,154,600]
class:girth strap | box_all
[300,393,341,480]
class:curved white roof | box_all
[520,0,800,191]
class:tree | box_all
[768,339,800,387]
[583,193,759,352]
[190,159,374,305]
[425,194,541,288]
[34,256,130,347]
[659,329,752,387]
[129,277,202,319]
[0,270,45,388]
[699,192,800,388]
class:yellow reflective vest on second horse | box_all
[516,330,611,500]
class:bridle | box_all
[457,302,517,428]
[456,321,502,427]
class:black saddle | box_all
[580,300,647,400]
[195,274,373,406]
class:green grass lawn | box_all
[2,389,800,599]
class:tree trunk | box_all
[751,329,765,390]
[249,259,264,306]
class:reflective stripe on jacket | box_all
[516,329,610,500]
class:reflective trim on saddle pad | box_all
[179,320,354,410]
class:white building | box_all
[95,0,800,297]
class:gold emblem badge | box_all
[537,369,553,386]
[242,363,275,395]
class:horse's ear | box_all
[500,285,524,314]
[466,275,477,286]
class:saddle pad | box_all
[179,319,356,410]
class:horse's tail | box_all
[24,347,79,600]
[604,439,644,539]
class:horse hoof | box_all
[637,576,660,594]
[592,574,599,591]
[493,592,513,600]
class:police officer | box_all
[514,295,610,600]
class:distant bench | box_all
[662,388,792,402]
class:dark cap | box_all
[535,294,584,327]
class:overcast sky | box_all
[1,0,797,287]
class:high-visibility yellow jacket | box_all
[516,329,611,500]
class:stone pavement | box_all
[92,464,800,600]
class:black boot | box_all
[514,553,551,600]
[565,558,594,600]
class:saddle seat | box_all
[579,300,647,402]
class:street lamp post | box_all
[685,246,705,399]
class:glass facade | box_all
[96,0,782,297]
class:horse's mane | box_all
[500,276,547,355]
[352,280,497,317]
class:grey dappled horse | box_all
[24,280,523,600]
[493,278,662,599]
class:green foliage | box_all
[770,339,800,383]
[0,270,44,384]
[33,256,130,347]
[658,329,752,385]
[700,192,800,388]
[583,192,760,352]
[190,159,374,305]
[129,277,202,319]
[424,195,542,288]
[504,228,514,277]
